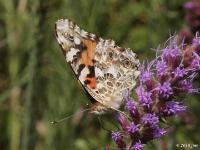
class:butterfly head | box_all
[55,19,83,52]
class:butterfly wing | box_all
[85,39,140,110]
[55,19,140,113]
[55,19,99,89]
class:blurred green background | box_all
[0,0,199,150]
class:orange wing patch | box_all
[80,39,97,89]
[80,39,97,65]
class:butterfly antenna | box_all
[51,107,91,124]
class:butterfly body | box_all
[55,19,140,114]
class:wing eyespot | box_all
[62,32,74,42]
[113,52,118,61]
[116,82,121,86]
[122,59,132,69]
[68,34,74,41]
[119,54,125,60]
[108,51,113,57]
[107,81,113,87]
[98,87,106,94]
[104,73,114,79]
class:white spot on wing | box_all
[80,30,88,37]
[56,19,70,32]
[95,67,104,77]
[79,67,89,84]
[134,70,140,78]
[66,48,79,62]
[74,37,81,45]
[74,26,80,33]
[105,65,117,77]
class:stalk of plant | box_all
[110,35,200,150]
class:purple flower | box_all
[142,113,159,128]
[191,52,200,71]
[162,101,187,116]
[136,86,153,108]
[117,113,130,132]
[126,122,139,135]
[163,47,181,60]
[111,132,126,149]
[156,60,168,78]
[124,90,139,119]
[126,100,137,114]
[179,79,199,93]
[110,34,200,150]
[156,81,173,99]
[162,45,182,69]
[111,132,123,142]
[184,2,194,10]
[184,0,200,31]
[130,141,145,150]
[192,36,200,46]
[140,63,155,90]
[104,145,110,150]
[140,65,153,83]
[152,126,166,139]
[140,70,152,83]
[172,67,187,78]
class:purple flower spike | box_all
[192,36,200,46]
[124,90,140,119]
[126,122,139,135]
[162,101,187,116]
[156,81,173,99]
[104,145,110,150]
[179,79,199,94]
[140,65,153,84]
[184,0,200,31]
[111,132,122,141]
[130,141,145,150]
[162,46,182,69]
[142,113,159,128]
[156,60,168,78]
[111,132,126,149]
[191,52,200,71]
[140,63,155,90]
[110,34,200,149]
[163,47,181,60]
[152,127,166,139]
[117,113,130,132]
[141,71,152,82]
[184,2,194,9]
[126,100,140,121]
[136,86,153,109]
[126,100,137,114]
[172,67,187,78]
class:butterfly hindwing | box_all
[55,19,140,114]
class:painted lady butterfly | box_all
[55,19,140,114]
